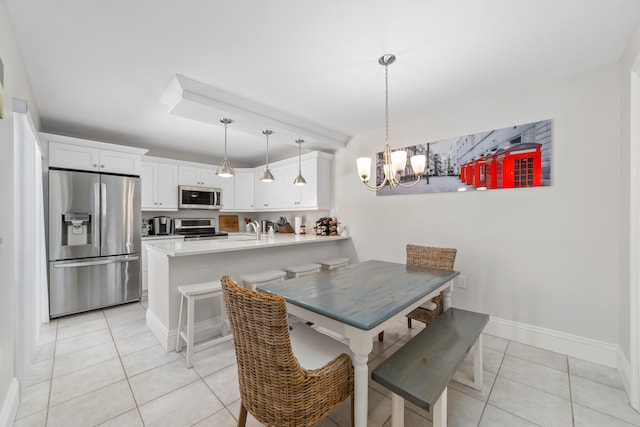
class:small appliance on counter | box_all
[151,216,173,235]
[173,218,228,240]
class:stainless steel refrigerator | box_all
[48,169,141,318]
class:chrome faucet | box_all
[247,221,261,240]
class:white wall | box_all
[0,0,40,424]
[334,63,622,346]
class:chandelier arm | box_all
[361,178,388,191]
[397,176,423,188]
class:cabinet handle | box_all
[159,202,163,205]
[100,164,105,168]
[154,202,158,205]
[93,164,98,168]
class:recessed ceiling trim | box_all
[162,74,351,151]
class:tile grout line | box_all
[103,308,148,427]
[43,319,59,427]
[475,338,509,426]
[567,356,575,427]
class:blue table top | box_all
[257,260,459,330]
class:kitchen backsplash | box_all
[142,209,333,233]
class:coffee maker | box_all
[151,216,172,235]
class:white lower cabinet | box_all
[141,236,184,291]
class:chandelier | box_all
[217,118,234,178]
[356,54,426,190]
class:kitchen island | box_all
[145,233,354,351]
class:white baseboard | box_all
[0,378,19,427]
[484,316,618,368]
[146,310,224,353]
[618,346,632,397]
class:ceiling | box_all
[6,0,640,166]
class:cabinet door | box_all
[234,172,255,210]
[49,141,100,171]
[178,165,201,186]
[218,175,235,210]
[200,167,220,188]
[141,161,158,209]
[254,171,272,209]
[157,163,179,209]
[99,150,141,175]
[279,162,301,208]
[298,158,319,208]
[254,167,284,209]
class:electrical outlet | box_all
[457,275,467,289]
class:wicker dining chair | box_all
[378,244,457,341]
[221,275,354,427]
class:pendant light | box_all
[293,139,307,185]
[217,118,234,178]
[356,54,426,190]
[260,129,275,182]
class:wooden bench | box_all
[371,308,489,427]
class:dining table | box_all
[257,259,459,427]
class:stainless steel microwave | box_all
[178,186,222,210]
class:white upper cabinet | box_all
[233,169,255,211]
[254,166,284,210]
[141,157,179,211]
[178,163,220,187]
[218,174,235,211]
[253,152,331,211]
[45,133,147,175]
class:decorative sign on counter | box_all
[376,119,552,196]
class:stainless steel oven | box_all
[178,186,222,210]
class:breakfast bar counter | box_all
[146,233,351,257]
[145,234,353,351]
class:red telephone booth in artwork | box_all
[494,143,542,188]
[472,155,489,189]
[485,150,502,189]
[460,163,467,183]
[465,161,474,186]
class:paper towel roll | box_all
[294,216,302,234]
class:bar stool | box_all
[240,270,286,291]
[283,263,322,279]
[318,257,350,271]
[176,280,232,368]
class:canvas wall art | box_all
[376,119,552,196]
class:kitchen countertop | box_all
[145,233,350,257]
[142,235,184,241]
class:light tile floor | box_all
[13,298,640,427]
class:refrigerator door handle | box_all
[52,255,140,268]
[101,181,107,245]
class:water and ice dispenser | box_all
[63,213,91,246]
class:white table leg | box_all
[442,281,453,310]
[473,335,483,390]
[391,393,404,427]
[433,387,447,427]
[348,335,373,427]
